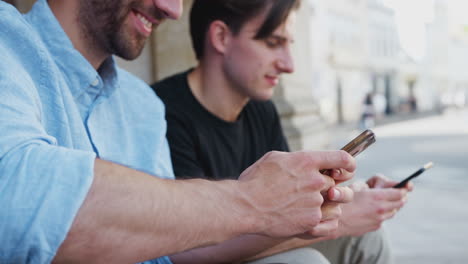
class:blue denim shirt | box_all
[0,0,173,263]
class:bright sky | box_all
[383,0,468,60]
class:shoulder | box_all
[0,1,23,21]
[151,70,190,102]
[0,6,45,105]
[0,3,44,69]
[0,3,39,48]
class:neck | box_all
[48,0,108,69]
[188,63,249,122]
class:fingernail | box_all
[332,188,341,200]
[335,169,344,178]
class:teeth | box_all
[136,13,152,30]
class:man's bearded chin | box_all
[109,28,148,60]
[78,0,148,61]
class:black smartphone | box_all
[393,162,434,188]
[340,129,376,157]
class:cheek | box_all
[240,49,266,72]
[225,45,269,84]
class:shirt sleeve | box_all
[140,256,173,264]
[0,58,95,263]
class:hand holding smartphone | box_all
[330,129,432,189]
[320,129,376,175]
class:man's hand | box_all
[304,185,354,238]
[238,150,355,238]
[338,174,412,237]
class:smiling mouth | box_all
[136,12,153,31]
[265,75,279,86]
[131,8,160,37]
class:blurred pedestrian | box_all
[409,94,417,112]
[374,92,387,120]
[360,92,376,129]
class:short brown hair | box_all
[189,0,301,59]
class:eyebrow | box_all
[268,35,294,44]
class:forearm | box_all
[54,159,257,263]
[170,235,287,264]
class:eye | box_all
[265,38,282,48]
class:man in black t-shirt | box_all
[154,69,289,180]
[153,0,412,263]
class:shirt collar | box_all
[24,0,118,99]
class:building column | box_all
[152,0,196,81]
[273,3,324,151]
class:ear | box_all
[207,20,232,55]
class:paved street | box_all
[330,108,468,264]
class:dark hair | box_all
[189,0,301,60]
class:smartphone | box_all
[340,129,376,157]
[393,162,434,188]
[320,129,375,175]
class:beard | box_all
[78,0,148,60]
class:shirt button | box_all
[91,78,99,87]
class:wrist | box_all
[233,180,268,236]
[188,179,261,240]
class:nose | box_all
[276,49,294,74]
[153,0,183,20]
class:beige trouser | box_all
[245,247,330,264]
[245,229,392,264]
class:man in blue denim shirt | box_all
[0,0,357,263]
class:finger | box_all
[329,168,354,183]
[304,219,339,238]
[404,181,415,191]
[309,150,356,175]
[349,181,369,192]
[380,208,399,221]
[380,180,400,189]
[394,181,414,191]
[350,181,369,191]
[322,175,336,192]
[377,200,406,215]
[327,186,354,203]
[367,174,385,188]
[376,189,406,201]
[368,174,397,188]
[320,202,342,221]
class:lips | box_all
[137,12,152,30]
[265,75,279,86]
[131,9,157,37]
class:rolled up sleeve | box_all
[0,65,95,263]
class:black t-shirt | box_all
[152,70,289,180]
